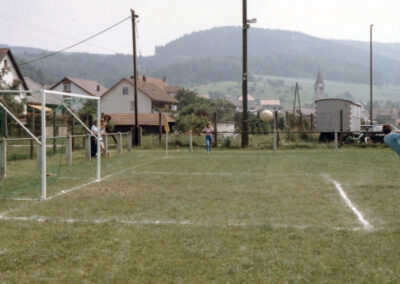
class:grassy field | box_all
[0,147,399,282]
[191,75,400,108]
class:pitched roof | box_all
[261,99,280,106]
[108,113,175,126]
[24,77,62,105]
[315,71,324,87]
[0,48,29,90]
[121,78,177,103]
[51,77,108,97]
[138,75,179,93]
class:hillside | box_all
[2,26,400,87]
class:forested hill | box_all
[3,26,400,86]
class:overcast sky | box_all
[1,0,399,56]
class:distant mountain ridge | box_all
[2,26,400,86]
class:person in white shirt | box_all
[91,120,105,153]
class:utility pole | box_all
[242,0,249,148]
[131,9,139,146]
[370,24,374,125]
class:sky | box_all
[1,0,399,56]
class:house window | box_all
[3,60,7,67]
[122,87,129,95]
[63,83,71,92]
[130,101,135,110]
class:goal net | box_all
[0,89,101,200]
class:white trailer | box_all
[315,98,361,138]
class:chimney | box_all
[143,75,146,82]
[96,85,100,92]
[162,76,166,82]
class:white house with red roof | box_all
[100,75,178,131]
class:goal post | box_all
[0,89,101,200]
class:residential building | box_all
[50,77,108,111]
[260,99,282,110]
[0,48,28,91]
[374,108,399,125]
[101,76,178,115]
[50,77,108,97]
[101,75,178,131]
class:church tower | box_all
[314,71,325,101]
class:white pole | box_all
[40,89,46,200]
[334,131,338,152]
[166,132,168,157]
[96,99,101,181]
[273,130,278,152]
[189,130,193,153]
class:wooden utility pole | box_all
[370,24,374,125]
[131,9,140,146]
[241,0,248,148]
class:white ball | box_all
[260,110,274,123]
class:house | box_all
[0,48,28,91]
[235,94,257,112]
[50,77,108,97]
[101,76,178,115]
[217,121,235,137]
[260,99,281,110]
[50,77,108,111]
[100,75,178,131]
[374,108,399,125]
[25,77,61,107]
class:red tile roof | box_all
[138,75,179,94]
[109,113,175,126]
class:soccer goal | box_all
[0,89,101,200]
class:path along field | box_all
[0,148,399,282]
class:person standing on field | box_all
[383,124,400,157]
[202,122,214,153]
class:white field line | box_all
[49,157,162,200]
[0,215,364,231]
[324,175,373,230]
[132,170,320,177]
[0,158,163,218]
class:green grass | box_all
[191,75,400,107]
[0,148,399,282]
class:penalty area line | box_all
[323,174,373,230]
[0,215,365,231]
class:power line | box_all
[17,15,132,67]
[0,11,120,54]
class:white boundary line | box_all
[0,157,162,218]
[0,215,364,231]
[324,174,373,230]
[131,170,320,177]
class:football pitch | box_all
[0,148,399,282]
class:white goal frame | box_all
[0,89,101,200]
